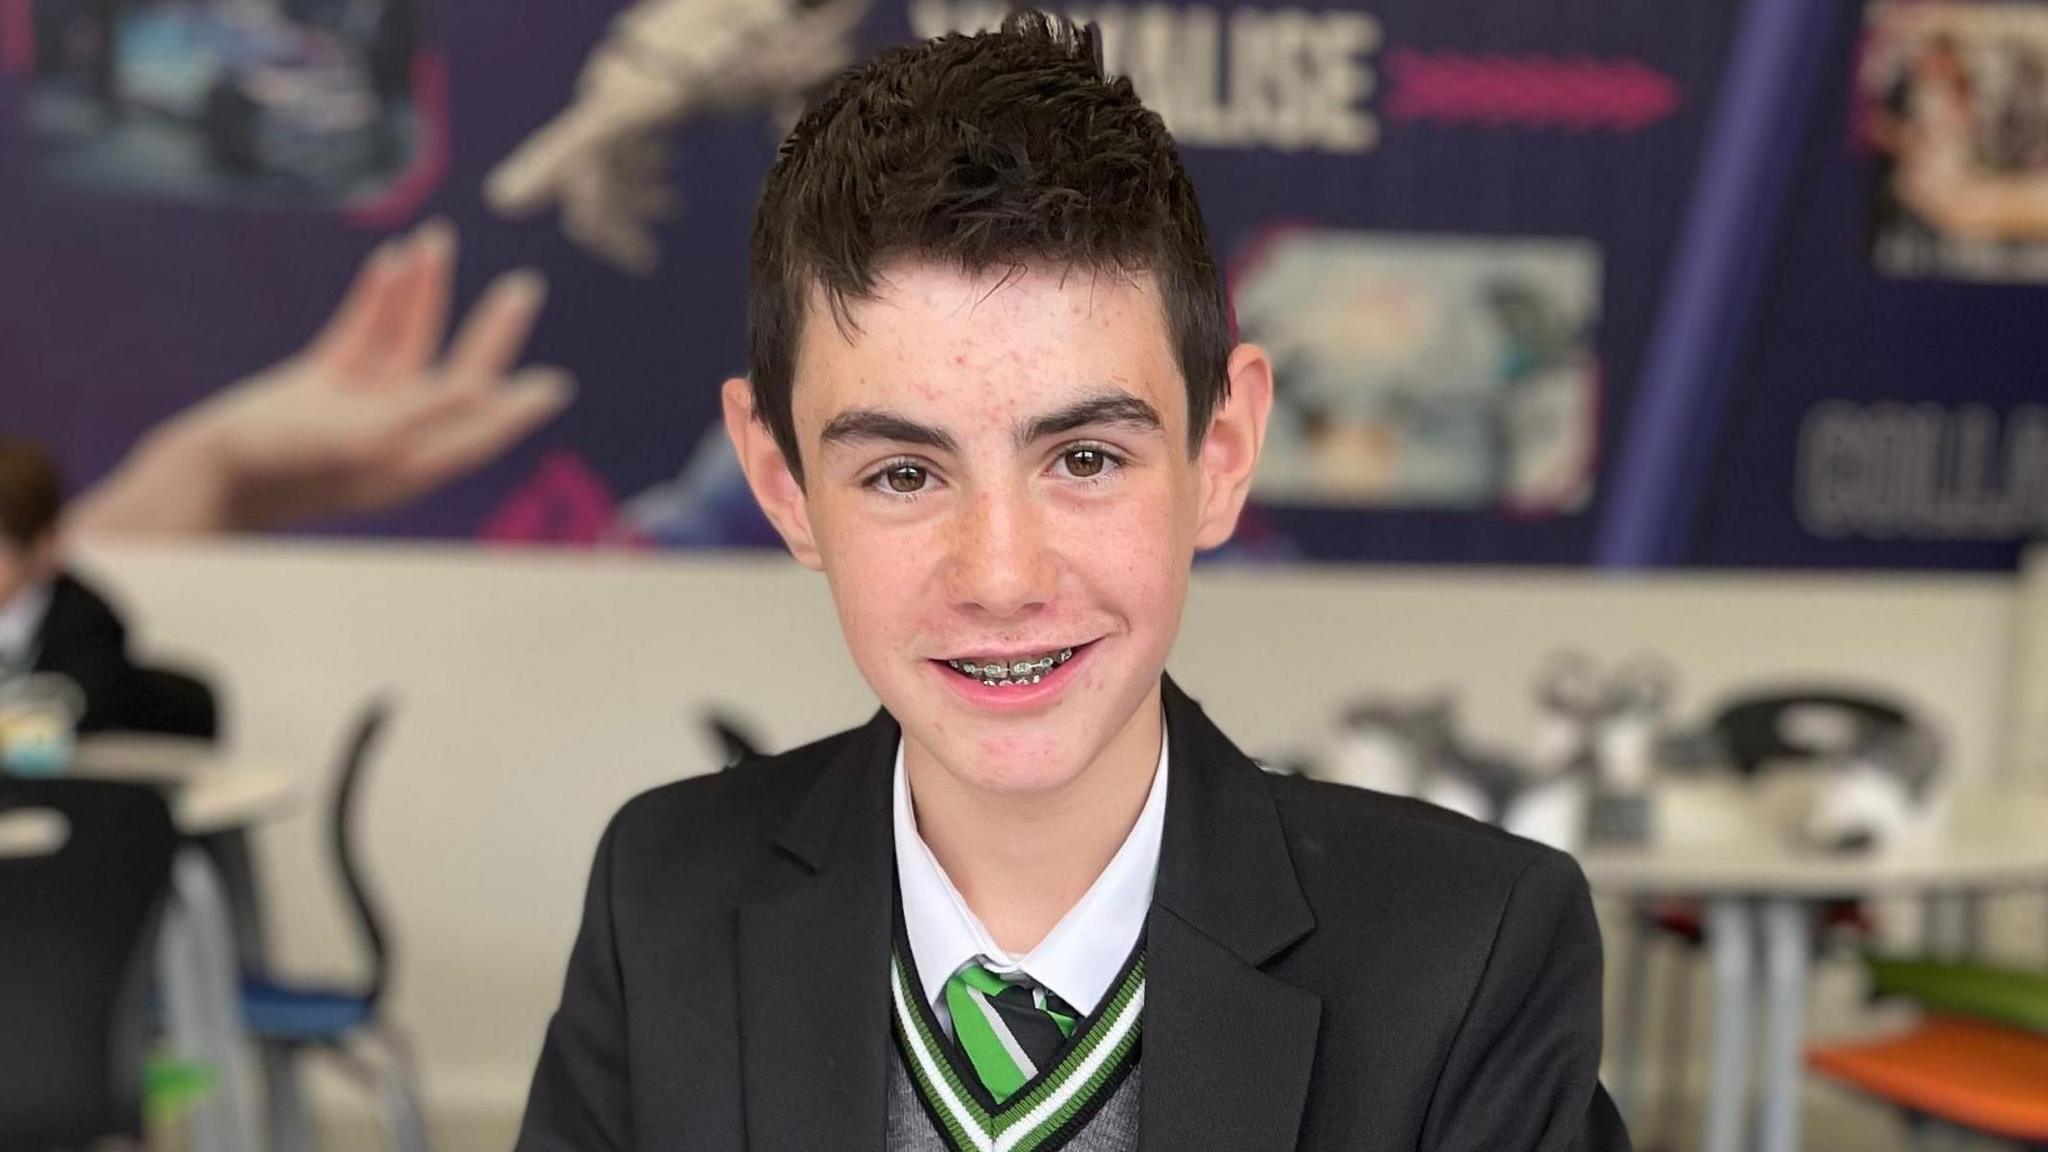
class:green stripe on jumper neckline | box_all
[891,947,1146,1152]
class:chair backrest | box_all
[333,698,396,1009]
[1707,688,1913,776]
[0,777,177,1150]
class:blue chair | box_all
[241,698,429,1152]
[0,777,177,1150]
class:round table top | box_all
[1580,789,2048,898]
[0,735,297,858]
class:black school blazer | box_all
[518,677,1630,1152]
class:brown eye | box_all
[1064,448,1105,478]
[885,465,927,493]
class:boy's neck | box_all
[905,685,1165,957]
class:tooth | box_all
[1009,661,1029,676]
[963,663,979,675]
[1035,658,1053,671]
[1031,675,1041,684]
[1059,648,1073,661]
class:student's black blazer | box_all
[518,677,1630,1152]
[29,572,216,738]
[29,573,140,734]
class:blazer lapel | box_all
[1142,677,1322,1152]
[737,711,898,1152]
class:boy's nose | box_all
[944,488,1056,618]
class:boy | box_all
[519,14,1627,1152]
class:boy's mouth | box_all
[939,643,1086,687]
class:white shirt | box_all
[892,723,1169,1032]
[0,580,52,676]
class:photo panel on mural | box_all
[20,0,429,207]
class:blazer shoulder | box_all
[41,570,125,637]
[1265,772,1581,908]
[598,723,866,880]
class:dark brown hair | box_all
[0,435,63,549]
[746,11,1231,484]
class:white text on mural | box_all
[910,1,1382,154]
[1798,401,2048,541]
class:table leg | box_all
[197,828,270,967]
[1921,892,1981,960]
[1703,898,1754,1152]
[264,1040,317,1152]
[1612,898,1653,1123]
[157,847,260,1152]
[1760,899,1814,1152]
[1959,891,1984,959]
[1921,892,1953,957]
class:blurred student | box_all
[0,436,207,735]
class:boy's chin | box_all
[906,725,1098,797]
[949,757,1095,798]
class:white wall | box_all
[71,539,2026,1129]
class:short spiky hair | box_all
[746,11,1231,484]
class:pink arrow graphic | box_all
[478,451,623,547]
[1,0,33,78]
[1386,50,1681,132]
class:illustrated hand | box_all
[484,0,869,273]
[72,221,574,536]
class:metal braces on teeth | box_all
[947,647,1076,686]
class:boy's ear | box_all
[722,377,823,569]
[1193,343,1275,551]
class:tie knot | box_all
[942,960,1080,1103]
[954,960,1025,994]
[953,962,1075,1014]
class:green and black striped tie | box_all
[943,963,1078,1103]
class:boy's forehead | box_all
[807,259,1164,329]
[791,261,1182,415]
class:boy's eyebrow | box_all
[818,410,961,454]
[1018,392,1164,445]
[816,391,1164,455]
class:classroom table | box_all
[1582,788,2048,1152]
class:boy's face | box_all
[726,262,1270,796]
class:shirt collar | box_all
[892,720,1169,1017]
